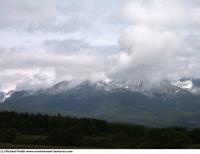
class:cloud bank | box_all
[110,0,200,86]
[0,0,200,92]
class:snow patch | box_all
[0,90,14,103]
[174,80,193,89]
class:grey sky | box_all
[0,0,200,92]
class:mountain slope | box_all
[1,79,200,127]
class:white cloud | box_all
[109,0,200,86]
[0,0,200,91]
[0,0,124,92]
[121,0,200,29]
[0,44,115,91]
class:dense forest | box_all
[0,111,200,149]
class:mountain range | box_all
[1,78,200,128]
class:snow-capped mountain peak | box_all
[1,78,200,104]
[174,80,193,89]
[103,78,112,84]
[0,90,14,103]
[96,79,129,91]
[41,81,71,95]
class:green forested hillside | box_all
[0,111,200,149]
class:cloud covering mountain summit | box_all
[0,0,200,92]
[111,0,200,85]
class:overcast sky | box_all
[0,0,200,92]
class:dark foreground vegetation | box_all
[0,111,200,149]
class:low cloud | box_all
[0,43,115,92]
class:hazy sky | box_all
[0,0,200,92]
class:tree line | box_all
[0,111,200,148]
